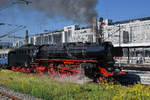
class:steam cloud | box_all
[0,0,12,8]
[0,0,98,24]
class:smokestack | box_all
[98,17,104,43]
[92,17,104,44]
[92,17,98,43]
[25,30,29,44]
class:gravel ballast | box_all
[0,85,44,100]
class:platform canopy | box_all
[114,43,150,48]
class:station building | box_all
[29,25,93,45]
[29,31,62,45]
[28,17,150,64]
[103,17,150,64]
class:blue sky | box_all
[97,0,150,21]
[0,0,150,40]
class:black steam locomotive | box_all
[7,42,125,83]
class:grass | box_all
[0,70,150,100]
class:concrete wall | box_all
[103,20,150,45]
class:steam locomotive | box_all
[5,41,125,83]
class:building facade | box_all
[29,25,94,45]
[103,17,150,64]
[29,31,62,45]
[63,25,93,43]
[103,17,150,46]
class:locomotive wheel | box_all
[97,77,103,84]
[35,66,47,75]
[69,65,85,80]
[97,76,108,84]
[20,67,26,73]
[49,64,84,80]
[11,66,16,71]
[56,64,69,78]
[16,67,21,71]
[94,73,108,84]
[48,67,56,77]
[20,67,31,73]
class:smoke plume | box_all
[0,0,98,24]
[0,0,12,9]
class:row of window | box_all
[33,34,62,45]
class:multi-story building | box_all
[29,17,150,64]
[63,25,93,43]
[29,31,62,45]
[103,17,150,63]
[29,17,150,46]
[103,17,150,46]
[29,25,94,45]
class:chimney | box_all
[92,17,98,43]
[25,30,29,44]
[98,17,104,43]
[92,17,103,44]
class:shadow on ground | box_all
[114,73,141,85]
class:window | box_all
[30,38,34,44]
[123,31,129,43]
[83,30,87,33]
[48,35,52,44]
[68,30,72,37]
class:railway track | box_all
[0,91,21,100]
[0,86,43,100]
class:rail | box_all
[0,91,21,100]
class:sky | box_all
[97,0,150,21]
[0,0,150,41]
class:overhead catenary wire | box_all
[0,25,26,39]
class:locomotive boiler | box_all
[37,42,114,66]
